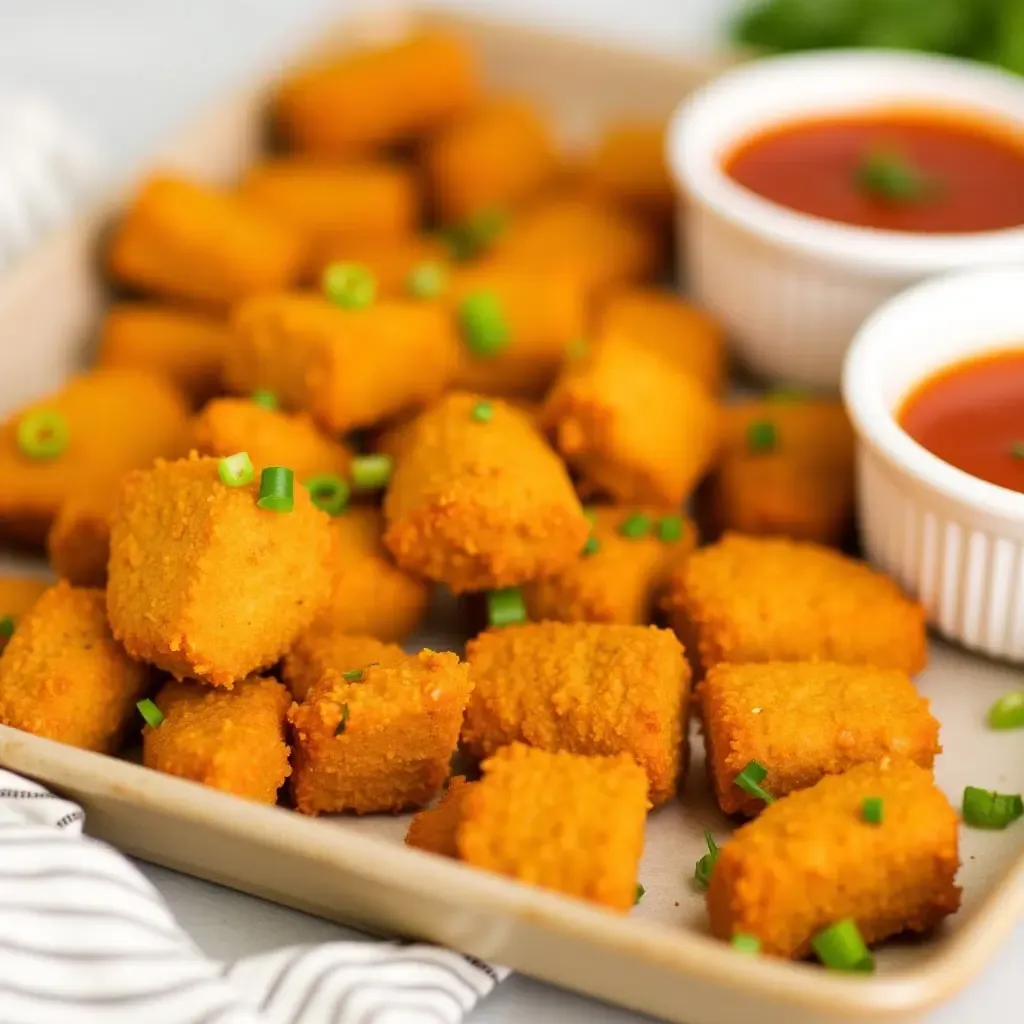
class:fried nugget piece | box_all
[0,368,189,546]
[0,575,50,619]
[107,174,305,310]
[707,759,961,957]
[143,675,291,803]
[664,534,927,677]
[107,454,332,687]
[701,662,940,817]
[588,122,674,220]
[95,303,231,407]
[47,491,115,587]
[543,333,720,506]
[464,622,688,804]
[288,649,472,815]
[274,33,479,157]
[308,235,450,298]
[0,582,147,753]
[282,629,406,702]
[224,293,459,434]
[405,776,477,859]
[384,393,588,592]
[457,743,648,911]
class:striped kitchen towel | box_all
[0,768,508,1024]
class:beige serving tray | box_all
[0,8,1021,1024]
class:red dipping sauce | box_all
[899,350,1024,493]
[724,109,1024,234]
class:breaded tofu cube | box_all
[0,582,147,753]
[282,629,406,702]
[47,491,115,587]
[0,575,50,619]
[707,759,961,958]
[308,235,450,299]
[405,775,477,859]
[523,506,696,625]
[587,122,674,221]
[701,662,940,817]
[463,622,689,805]
[663,534,927,677]
[143,675,291,803]
[107,454,332,687]
[457,743,648,911]
[288,650,473,815]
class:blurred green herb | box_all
[855,148,940,203]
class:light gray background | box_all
[1,2,1018,1020]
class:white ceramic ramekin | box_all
[668,51,1024,391]
[843,267,1024,662]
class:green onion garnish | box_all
[487,587,527,629]
[566,337,587,360]
[746,420,777,454]
[218,452,254,488]
[0,615,15,642]
[767,387,808,402]
[735,760,775,805]
[16,409,69,461]
[459,291,509,358]
[341,669,364,682]
[634,883,645,904]
[989,691,1024,729]
[811,920,874,973]
[1012,442,1024,461]
[351,454,393,492]
[323,261,376,309]
[963,786,1024,829]
[694,829,720,890]
[731,934,761,955]
[406,261,447,299]
[335,704,350,735]
[256,466,295,513]
[582,506,597,525]
[137,698,164,729]
[861,797,884,825]
[856,148,937,205]
[251,389,278,411]
[304,473,350,516]
[618,513,652,540]
[471,401,494,424]
[582,535,600,557]
[657,515,684,543]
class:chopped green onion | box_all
[1012,442,1024,461]
[746,420,777,454]
[634,883,645,904]
[566,337,588,360]
[256,466,295,513]
[335,704,350,735]
[861,797,884,825]
[471,401,494,424]
[735,760,775,805]
[767,387,808,402]
[342,669,364,682]
[406,261,447,299]
[657,515,685,543]
[731,934,761,955]
[856,148,937,205]
[963,786,1024,829]
[618,513,652,540]
[989,691,1024,729]
[439,208,507,262]
[304,473,350,516]
[251,389,278,411]
[582,506,598,525]
[16,409,69,461]
[137,698,164,729]
[218,452,254,488]
[487,587,527,629]
[323,261,376,309]
[811,920,874,973]
[0,615,15,641]
[582,535,601,557]
[694,830,720,890]
[351,454,393,492]
[459,291,509,357]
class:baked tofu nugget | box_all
[288,649,472,815]
[664,534,928,677]
[309,235,450,298]
[274,32,479,157]
[588,122,674,220]
[224,293,459,433]
[543,333,720,506]
[0,582,147,753]
[701,662,940,817]
[463,622,689,805]
[106,174,305,310]
[384,393,588,592]
[405,776,477,859]
[282,629,406,702]
[143,675,291,803]
[47,491,115,587]
[457,743,648,911]
[707,760,961,958]
[96,303,231,407]
[0,575,50,620]
[107,454,332,687]
[523,506,696,625]
[0,368,189,546]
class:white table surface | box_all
[1,1,1018,1020]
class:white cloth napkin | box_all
[0,768,507,1024]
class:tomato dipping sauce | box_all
[724,110,1024,234]
[899,350,1024,493]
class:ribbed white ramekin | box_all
[668,51,1024,391]
[843,267,1024,662]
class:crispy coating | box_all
[542,333,720,506]
[143,675,291,803]
[288,649,473,815]
[0,368,189,546]
[282,629,407,702]
[664,534,928,677]
[423,97,558,223]
[587,122,674,220]
[706,759,961,958]
[463,622,689,805]
[106,174,305,310]
[523,506,696,625]
[107,454,332,687]
[701,662,940,817]
[273,33,480,157]
[383,393,588,592]
[0,575,50,619]
[224,293,459,433]
[405,776,477,859]
[0,582,147,753]
[47,491,115,587]
[457,743,648,911]
[308,235,450,298]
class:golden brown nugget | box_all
[224,293,459,433]
[0,368,189,546]
[588,122,674,220]
[543,334,720,506]
[96,303,231,407]
[664,534,928,677]
[0,582,147,753]
[308,235,450,298]
[457,743,648,911]
[423,98,558,223]
[107,174,306,310]
[47,492,115,587]
[274,33,480,157]
[384,393,588,592]
[405,776,477,859]
[0,575,50,620]
[143,675,291,803]
[707,760,961,958]
[523,507,696,625]
[107,454,332,687]
[463,622,689,805]
[701,662,940,817]
[288,650,472,816]
[282,629,406,702]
